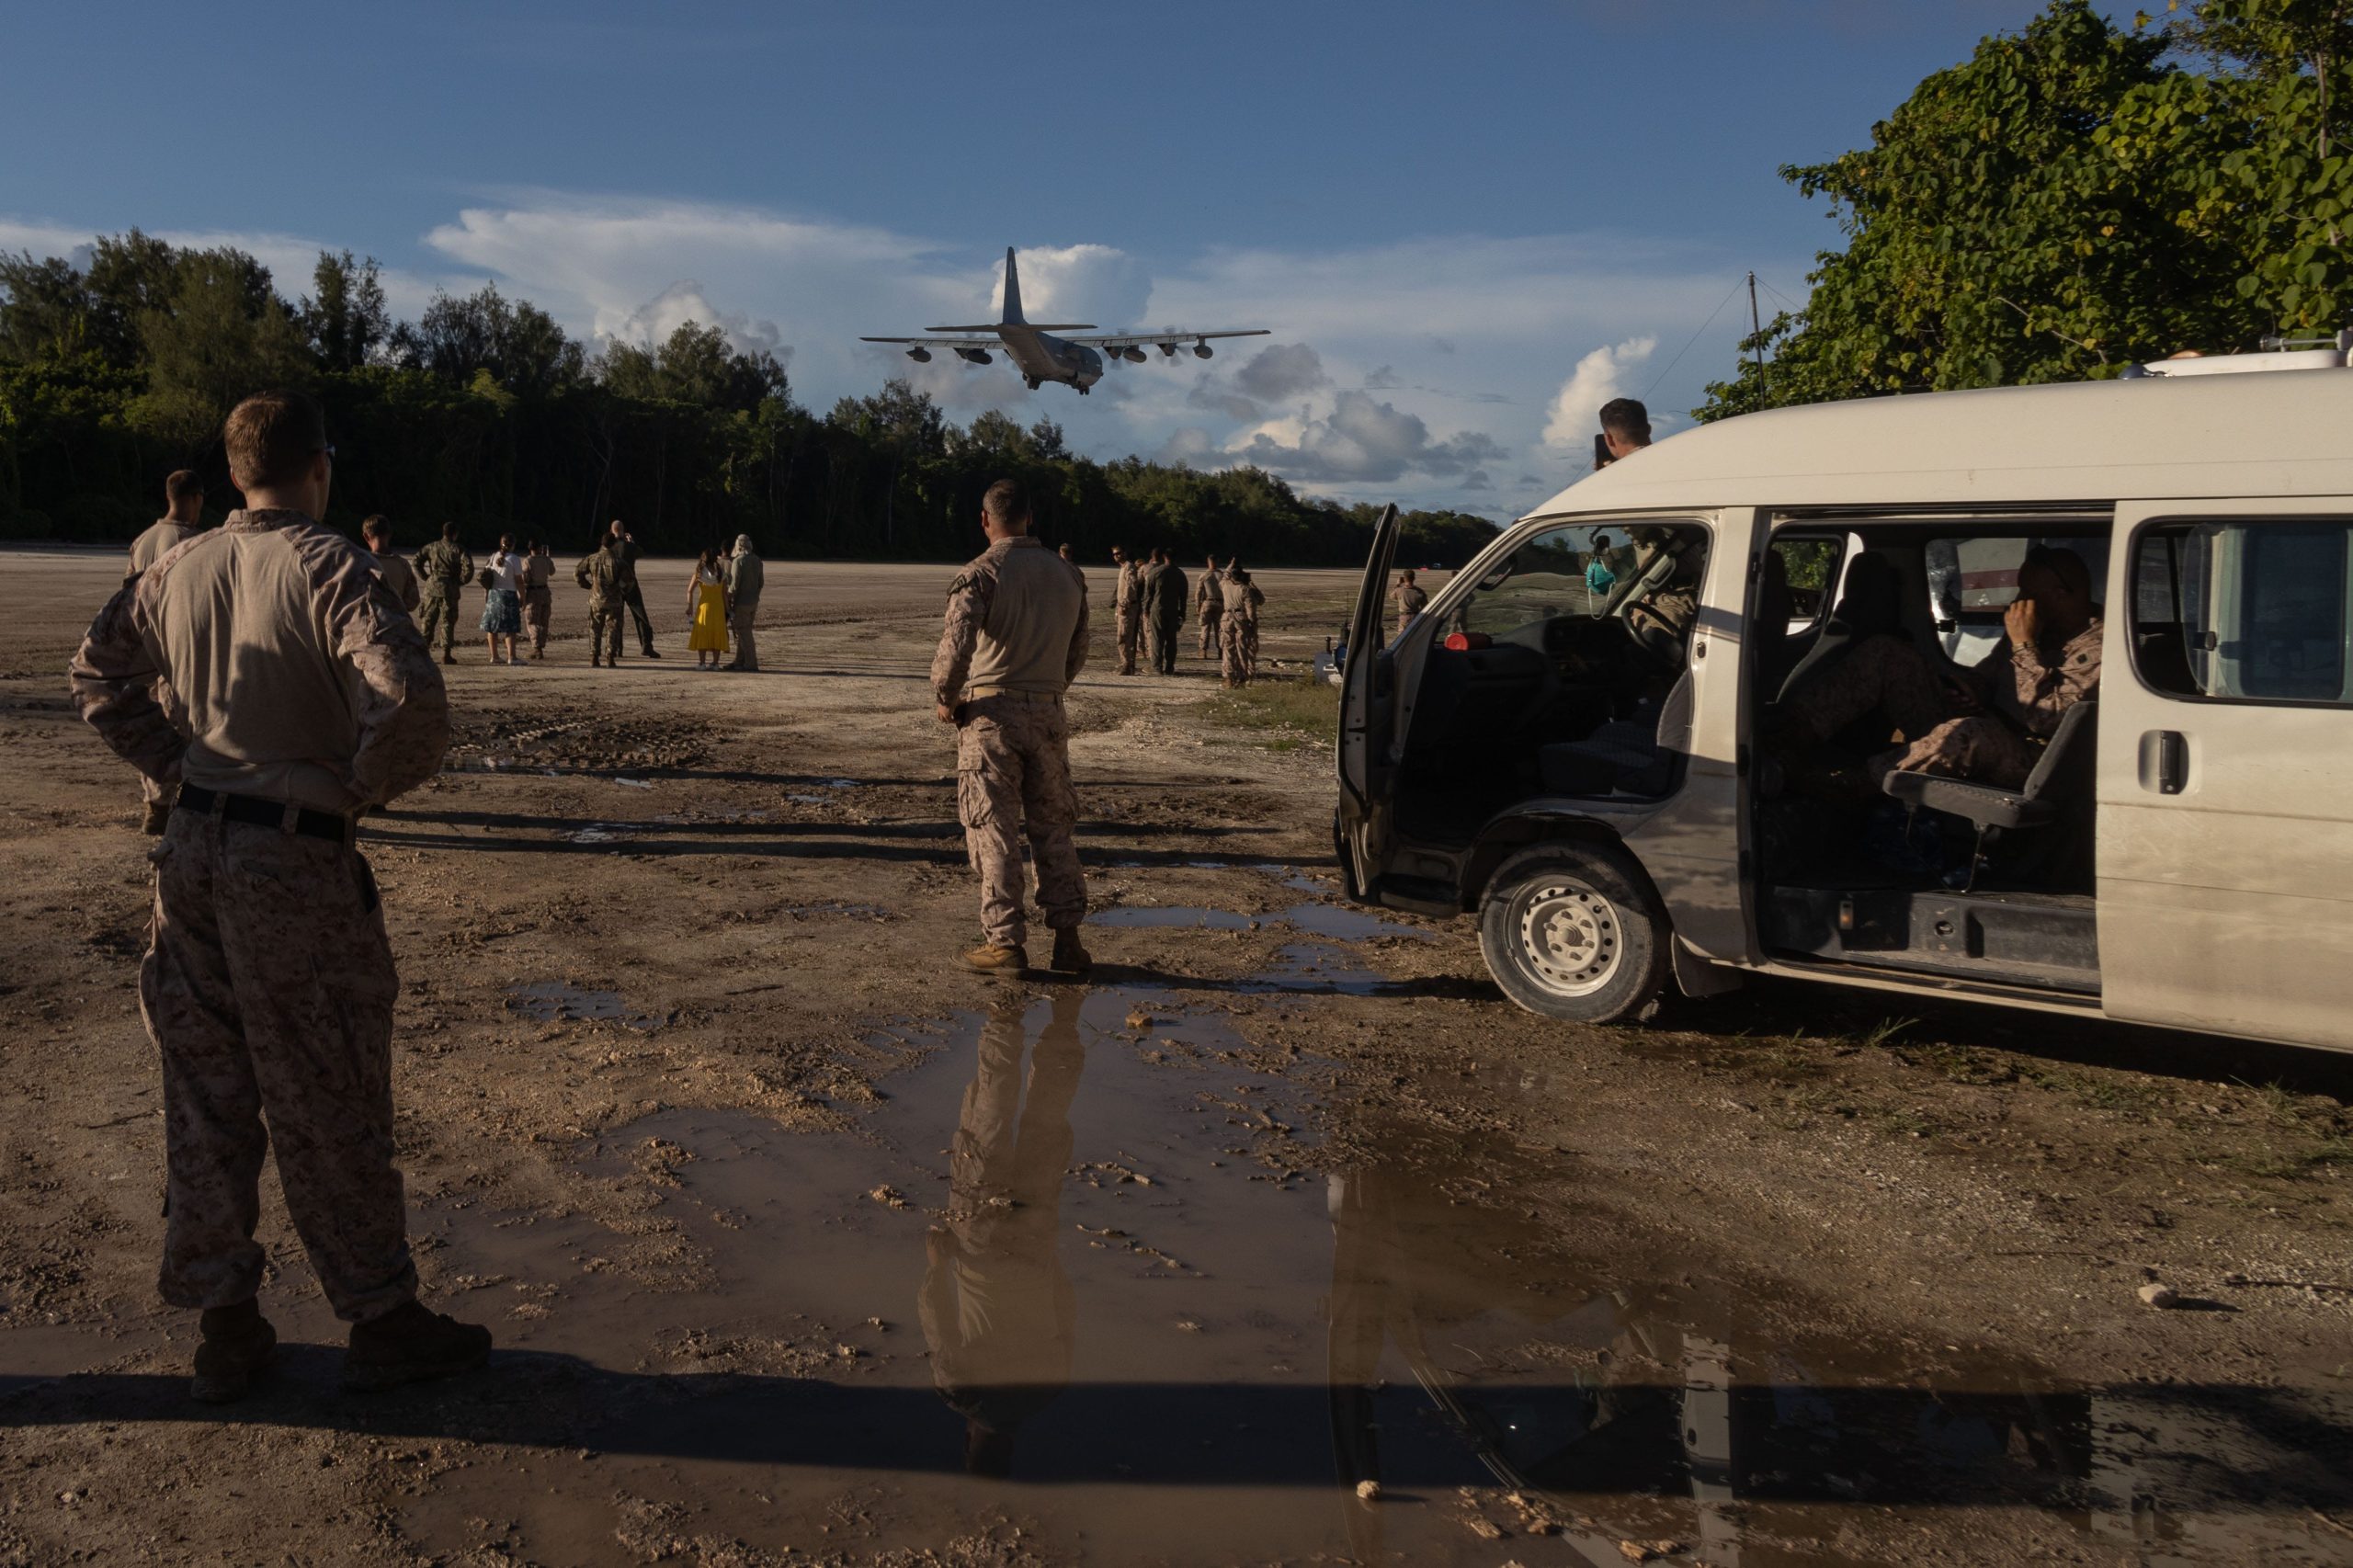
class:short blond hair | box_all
[223,391,326,492]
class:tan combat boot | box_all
[961,942,1029,975]
[1050,928,1093,976]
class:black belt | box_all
[176,785,355,845]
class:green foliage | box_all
[1701,0,2353,419]
[0,230,1498,565]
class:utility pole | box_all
[1746,270,1768,397]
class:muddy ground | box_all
[1,548,2348,1567]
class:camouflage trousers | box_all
[1116,609,1141,675]
[523,585,552,654]
[1782,634,2041,790]
[416,588,460,654]
[1199,609,1222,659]
[1781,634,1949,746]
[955,695,1087,949]
[142,811,415,1322]
[588,603,624,664]
[1221,618,1259,685]
[1877,716,2040,791]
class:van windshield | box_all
[1457,523,1690,638]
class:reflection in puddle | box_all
[1095,901,1433,944]
[504,981,668,1030]
[393,991,2353,1566]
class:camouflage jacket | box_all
[71,508,449,812]
[1978,616,2104,737]
[1196,568,1224,615]
[574,546,626,610]
[412,538,474,591]
[931,536,1091,707]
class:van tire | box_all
[1477,843,1671,1024]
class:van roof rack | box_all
[2123,326,2352,378]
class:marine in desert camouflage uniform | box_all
[121,470,209,833]
[70,391,490,1403]
[1111,547,1142,676]
[1219,559,1265,687]
[521,540,556,657]
[1782,547,2102,791]
[361,517,422,614]
[932,479,1093,976]
[575,540,627,665]
[1195,557,1224,659]
[410,522,473,664]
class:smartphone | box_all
[1593,433,1611,471]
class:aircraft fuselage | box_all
[998,327,1104,392]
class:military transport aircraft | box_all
[861,247,1268,394]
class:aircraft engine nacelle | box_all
[1121,347,1148,363]
[1157,341,1178,357]
[955,347,994,365]
[1192,342,1214,359]
[904,347,932,363]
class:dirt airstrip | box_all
[0,548,2347,1566]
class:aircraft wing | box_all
[1058,329,1270,349]
[858,335,1008,348]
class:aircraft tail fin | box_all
[999,246,1025,325]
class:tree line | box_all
[0,238,1496,567]
[1702,0,2353,419]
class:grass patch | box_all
[1203,676,1340,749]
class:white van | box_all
[1335,363,2353,1051]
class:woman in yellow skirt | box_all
[687,547,732,668]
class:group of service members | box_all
[70,389,1307,1408]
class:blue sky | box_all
[2,1,2090,517]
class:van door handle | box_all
[2138,730,2188,794]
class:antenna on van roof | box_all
[2258,327,2353,352]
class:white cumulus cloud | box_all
[1541,335,1656,450]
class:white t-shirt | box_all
[485,552,523,594]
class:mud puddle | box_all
[1097,899,1433,944]
[504,981,671,1030]
[388,979,2353,1565]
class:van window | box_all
[1457,523,1649,637]
[1926,533,2109,663]
[2132,519,2353,705]
[1770,536,1843,631]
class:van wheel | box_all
[1477,843,1670,1023]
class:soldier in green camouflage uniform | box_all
[932,480,1093,976]
[70,391,490,1403]
[409,522,472,665]
[576,540,627,666]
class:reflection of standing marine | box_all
[918,991,1086,1476]
[1219,561,1265,687]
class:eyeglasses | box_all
[317,444,336,460]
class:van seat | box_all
[1881,699,2097,887]
[1538,670,1694,797]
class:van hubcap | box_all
[1516,880,1621,997]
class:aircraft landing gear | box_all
[1024,375,1040,392]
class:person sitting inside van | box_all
[1622,532,1704,668]
[1888,546,2102,790]
[1778,547,2101,792]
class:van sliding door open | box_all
[2097,499,2353,1050]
